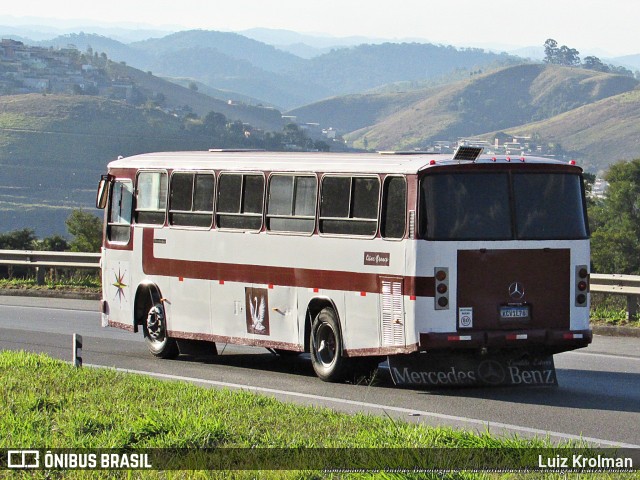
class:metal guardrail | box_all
[0,249,100,285]
[590,274,640,319]
[0,250,638,318]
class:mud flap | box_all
[176,339,218,357]
[388,352,557,387]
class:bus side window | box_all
[319,175,379,236]
[381,176,407,239]
[266,175,316,233]
[216,173,264,230]
[169,172,214,228]
[135,171,168,225]
[107,180,133,243]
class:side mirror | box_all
[96,175,111,209]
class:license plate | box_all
[499,305,530,321]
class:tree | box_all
[543,39,559,64]
[0,228,37,250]
[543,39,579,66]
[40,235,69,252]
[66,210,103,253]
[583,56,609,72]
[590,159,640,274]
[557,45,580,66]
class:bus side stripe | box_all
[141,229,435,297]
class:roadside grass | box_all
[0,275,100,293]
[0,351,628,479]
[590,293,640,328]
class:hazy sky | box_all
[3,0,639,56]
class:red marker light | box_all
[570,160,576,165]
[491,157,497,162]
[520,157,525,162]
[506,156,511,162]
[430,160,437,165]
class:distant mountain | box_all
[38,32,153,68]
[50,29,525,110]
[343,64,639,156]
[240,28,389,50]
[614,54,640,70]
[292,43,523,97]
[130,30,306,74]
[239,28,389,58]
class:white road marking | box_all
[86,363,640,449]
[565,351,640,362]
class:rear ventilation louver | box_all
[381,279,405,346]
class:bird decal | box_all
[250,295,266,333]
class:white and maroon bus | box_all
[96,148,592,384]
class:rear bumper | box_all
[419,329,592,353]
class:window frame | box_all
[266,173,318,236]
[215,171,265,232]
[134,170,168,227]
[318,173,381,238]
[380,175,408,241]
[168,170,215,229]
[106,179,133,244]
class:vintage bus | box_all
[96,148,592,384]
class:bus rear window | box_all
[420,172,588,241]
[513,173,588,240]
[420,173,511,240]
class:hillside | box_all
[104,62,284,130]
[344,64,639,151]
[286,90,430,133]
[295,43,523,96]
[0,95,212,236]
[503,89,640,172]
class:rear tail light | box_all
[575,265,589,307]
[435,267,449,310]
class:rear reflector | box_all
[506,334,528,341]
[563,333,584,340]
[447,335,472,341]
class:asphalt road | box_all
[1,295,638,448]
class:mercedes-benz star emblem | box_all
[508,282,525,300]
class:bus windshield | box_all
[420,172,588,241]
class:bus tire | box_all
[310,307,347,382]
[143,302,179,359]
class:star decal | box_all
[112,269,128,302]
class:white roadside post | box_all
[73,333,83,367]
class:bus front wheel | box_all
[310,307,347,382]
[143,302,179,359]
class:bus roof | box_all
[107,150,580,175]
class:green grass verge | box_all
[2,351,630,479]
[0,276,100,294]
[590,293,640,328]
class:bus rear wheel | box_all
[310,307,347,382]
[143,302,178,359]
